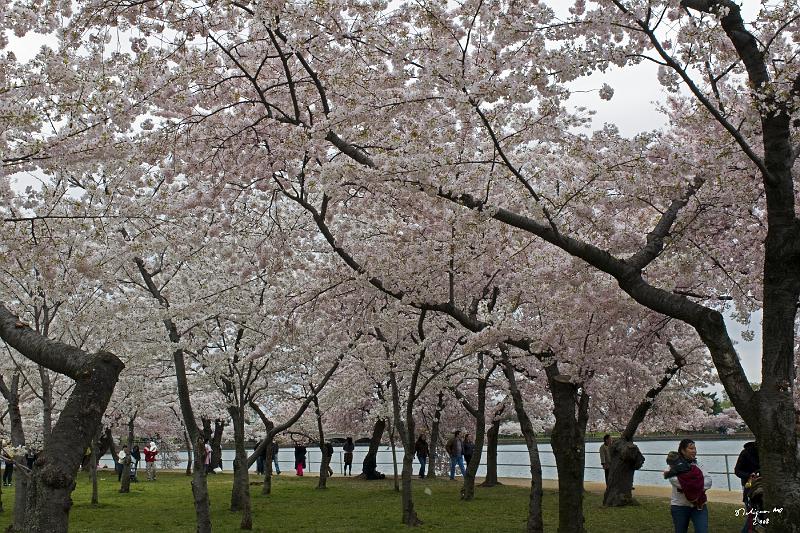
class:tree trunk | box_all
[389,422,399,492]
[603,438,644,506]
[388,368,422,527]
[546,364,589,533]
[262,436,274,496]
[228,406,251,518]
[427,392,445,481]
[119,416,135,493]
[190,436,212,533]
[481,413,502,487]
[22,351,123,533]
[0,374,28,531]
[183,429,193,476]
[312,395,330,490]
[39,365,53,445]
[359,418,386,478]
[212,419,225,471]
[461,366,491,501]
[501,356,544,533]
[90,435,99,506]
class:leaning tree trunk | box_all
[481,408,504,488]
[501,355,544,533]
[23,353,123,533]
[427,391,445,480]
[119,416,135,493]
[359,418,386,478]
[0,374,28,531]
[459,362,493,501]
[546,364,590,533]
[183,429,193,476]
[227,406,252,530]
[604,353,681,507]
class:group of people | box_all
[115,441,159,482]
[0,441,39,487]
[413,430,474,480]
[287,437,356,477]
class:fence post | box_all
[724,454,732,491]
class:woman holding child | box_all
[663,438,712,533]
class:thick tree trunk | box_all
[359,418,386,478]
[190,436,212,533]
[481,413,503,487]
[501,357,543,533]
[119,417,135,493]
[603,439,644,506]
[427,392,445,480]
[546,364,589,533]
[22,351,123,533]
[228,406,251,517]
[262,436,274,496]
[388,368,422,527]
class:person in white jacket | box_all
[664,439,712,533]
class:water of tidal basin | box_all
[101,438,749,491]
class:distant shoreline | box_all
[497,432,755,445]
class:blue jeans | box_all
[449,455,465,479]
[670,505,708,533]
[417,454,426,478]
[272,456,280,474]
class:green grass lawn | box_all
[0,472,744,532]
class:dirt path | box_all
[493,478,744,505]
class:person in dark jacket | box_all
[255,441,266,475]
[271,441,281,475]
[414,434,429,479]
[131,445,141,482]
[343,437,355,476]
[463,433,475,467]
[734,442,759,533]
[324,441,334,477]
[294,441,307,476]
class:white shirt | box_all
[668,461,712,506]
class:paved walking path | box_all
[494,477,744,505]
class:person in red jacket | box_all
[143,441,159,481]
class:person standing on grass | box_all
[600,434,612,485]
[294,441,307,476]
[131,445,141,482]
[343,437,355,476]
[203,439,213,474]
[445,430,465,480]
[117,445,129,482]
[143,441,159,481]
[414,433,429,479]
[463,434,474,467]
[255,441,265,475]
[271,441,281,475]
[734,442,759,533]
[324,441,334,477]
[663,438,711,533]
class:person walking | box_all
[463,433,475,467]
[324,441,334,477]
[663,438,711,533]
[271,441,281,475]
[294,441,307,476]
[143,441,159,481]
[445,430,465,480]
[600,434,612,485]
[414,433,429,479]
[343,437,355,476]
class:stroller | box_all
[743,474,765,532]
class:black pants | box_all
[3,462,13,484]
